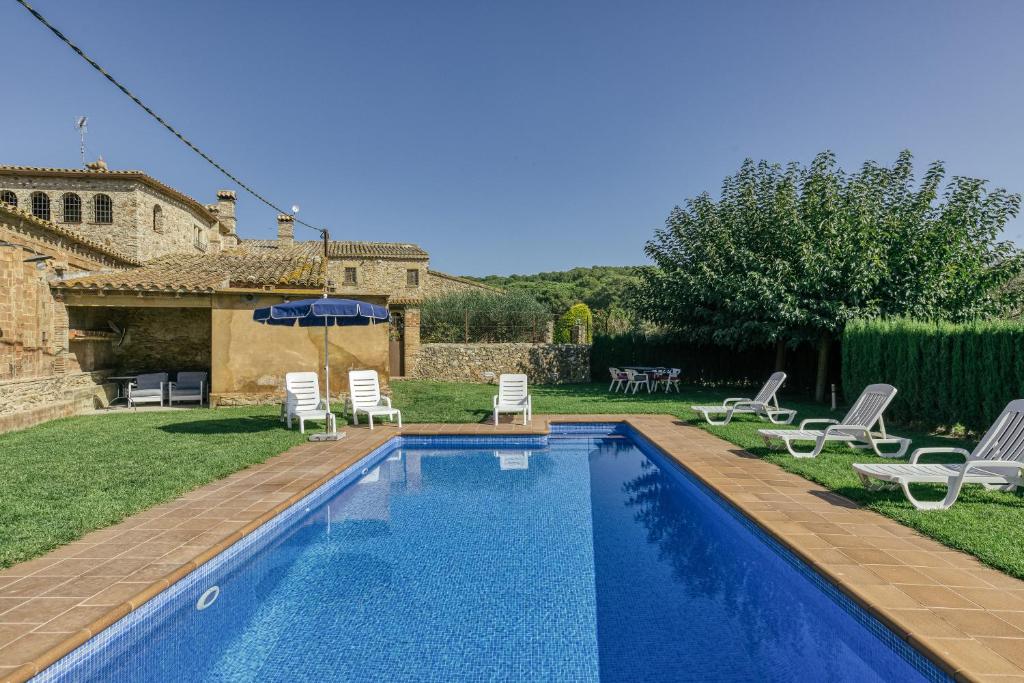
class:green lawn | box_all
[2,382,1023,581]
[392,380,1024,580]
[0,407,304,569]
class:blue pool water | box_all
[40,426,945,682]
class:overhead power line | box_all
[14,0,327,237]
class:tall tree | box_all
[638,150,1022,401]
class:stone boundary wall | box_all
[0,371,114,433]
[409,343,590,384]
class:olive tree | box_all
[638,150,1022,401]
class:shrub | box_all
[420,290,549,343]
[554,303,593,343]
[842,317,1024,431]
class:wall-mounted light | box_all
[24,254,54,271]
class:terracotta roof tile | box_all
[52,247,324,293]
[239,239,428,259]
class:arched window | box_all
[30,192,50,221]
[0,190,16,207]
[62,193,82,223]
[152,204,163,232]
[93,194,113,224]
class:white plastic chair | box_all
[663,368,681,393]
[624,369,651,394]
[692,371,795,425]
[758,383,910,459]
[493,374,532,425]
[168,371,206,406]
[348,370,402,430]
[608,367,628,392]
[128,372,168,408]
[285,371,335,434]
[854,399,1024,510]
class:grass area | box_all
[3,382,1023,581]
[393,380,1024,580]
[0,406,303,569]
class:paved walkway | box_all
[1,415,1023,682]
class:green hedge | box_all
[592,332,830,392]
[842,318,1024,431]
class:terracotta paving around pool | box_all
[2,414,1024,681]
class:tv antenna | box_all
[75,116,88,167]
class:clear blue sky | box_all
[3,0,1024,276]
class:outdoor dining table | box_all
[107,375,137,406]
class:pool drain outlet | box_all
[196,586,220,611]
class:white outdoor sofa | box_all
[494,374,532,425]
[284,371,335,434]
[127,372,168,408]
[691,371,795,425]
[853,399,1024,510]
[759,383,910,459]
[348,369,402,430]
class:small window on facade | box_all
[30,192,50,220]
[343,267,357,285]
[62,193,82,223]
[152,204,163,232]
[193,225,207,251]
[93,194,113,223]
[406,269,420,287]
[0,190,16,207]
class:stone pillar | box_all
[51,292,69,376]
[277,214,295,243]
[216,190,237,246]
[543,321,554,343]
[403,307,420,376]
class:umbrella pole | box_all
[309,320,343,441]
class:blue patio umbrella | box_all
[253,297,390,440]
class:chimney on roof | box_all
[277,214,295,243]
[216,190,237,237]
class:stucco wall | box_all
[409,343,590,384]
[210,293,391,405]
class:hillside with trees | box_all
[466,266,645,333]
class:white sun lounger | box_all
[348,369,402,430]
[853,399,1024,510]
[494,374,532,425]
[285,371,335,434]
[691,371,795,425]
[759,383,910,459]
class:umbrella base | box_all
[308,432,346,442]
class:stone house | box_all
[0,163,487,432]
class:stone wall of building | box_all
[328,258,428,296]
[0,247,58,381]
[409,343,590,384]
[107,307,212,373]
[134,184,218,261]
[423,271,497,298]
[0,174,218,262]
[0,371,114,433]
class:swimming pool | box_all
[38,425,947,682]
